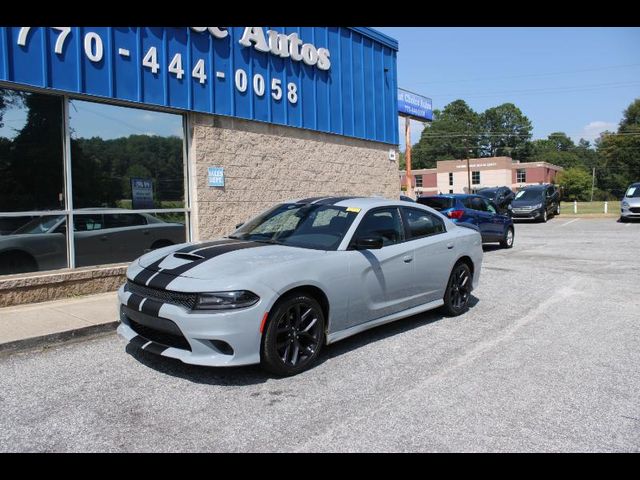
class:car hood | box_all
[136,238,327,282]
[624,197,640,206]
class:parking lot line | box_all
[559,218,580,227]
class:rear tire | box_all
[0,251,38,275]
[500,227,514,249]
[555,204,561,215]
[261,293,325,377]
[441,263,472,317]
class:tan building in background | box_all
[400,157,563,196]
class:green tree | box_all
[595,98,640,197]
[619,98,640,131]
[529,133,580,169]
[480,103,533,159]
[556,167,593,201]
[411,100,482,168]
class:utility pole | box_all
[466,146,471,194]
[405,118,413,196]
[590,167,596,202]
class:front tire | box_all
[500,227,514,249]
[539,209,548,223]
[441,263,472,317]
[261,293,325,376]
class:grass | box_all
[564,201,620,215]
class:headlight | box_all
[622,201,629,208]
[533,203,543,209]
[194,291,260,310]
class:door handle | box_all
[403,255,413,263]
[446,243,454,249]
[143,229,150,235]
[100,235,108,241]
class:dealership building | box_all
[0,27,400,306]
[400,156,563,195]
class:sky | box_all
[375,27,640,151]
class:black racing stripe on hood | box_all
[146,241,270,290]
[133,267,158,287]
[132,239,238,285]
[313,196,363,205]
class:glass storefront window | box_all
[0,86,189,276]
[0,87,65,212]
[0,215,68,275]
[69,100,185,210]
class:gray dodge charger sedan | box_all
[117,196,483,376]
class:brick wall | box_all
[191,114,399,240]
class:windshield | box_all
[514,190,544,202]
[12,216,62,234]
[229,203,359,250]
[477,189,496,200]
[625,186,640,198]
[417,197,453,211]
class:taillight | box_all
[447,209,465,220]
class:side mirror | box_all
[354,236,384,250]
[235,222,244,229]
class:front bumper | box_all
[511,208,543,220]
[116,285,268,367]
[621,205,640,218]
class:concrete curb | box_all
[0,321,119,357]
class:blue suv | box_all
[418,194,515,248]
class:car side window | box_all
[402,207,446,239]
[74,215,103,232]
[104,214,147,229]
[485,200,497,214]
[352,208,404,247]
[470,196,487,212]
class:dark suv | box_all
[477,186,515,215]
[510,184,561,222]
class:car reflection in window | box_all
[0,210,186,275]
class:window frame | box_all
[0,81,191,273]
[400,206,447,241]
[448,172,454,186]
[347,206,405,250]
[471,171,480,185]
[517,168,527,183]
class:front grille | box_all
[630,207,640,214]
[127,317,192,351]
[126,280,197,310]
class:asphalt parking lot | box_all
[0,217,638,452]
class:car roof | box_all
[521,184,547,190]
[420,194,476,198]
[287,196,408,209]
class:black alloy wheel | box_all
[261,294,325,376]
[442,263,472,316]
